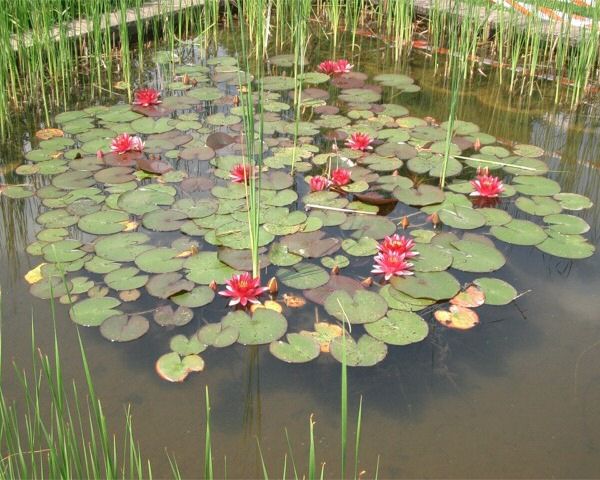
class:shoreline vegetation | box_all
[0,0,599,137]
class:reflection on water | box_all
[1,29,600,478]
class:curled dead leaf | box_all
[450,285,485,308]
[282,293,306,308]
[121,220,139,232]
[434,305,479,330]
[175,245,199,258]
[24,264,46,284]
[35,128,64,140]
[119,289,141,302]
[250,300,283,314]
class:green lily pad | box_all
[324,290,388,325]
[105,267,149,291]
[118,186,176,215]
[169,334,207,355]
[341,237,379,256]
[329,334,387,367]
[30,276,72,299]
[553,193,593,211]
[543,214,590,235]
[142,209,187,232]
[378,285,435,312]
[340,215,395,240]
[391,271,460,301]
[269,333,320,363]
[513,176,560,196]
[135,247,184,273]
[473,278,517,305]
[146,272,194,299]
[185,252,239,284]
[438,205,486,230]
[515,196,562,216]
[37,209,79,228]
[155,352,204,383]
[277,263,330,289]
[196,323,239,348]
[321,255,350,269]
[95,233,152,262]
[85,256,121,274]
[268,243,303,266]
[364,310,428,345]
[153,305,194,327]
[450,239,506,273]
[280,231,341,258]
[69,297,122,326]
[78,210,129,235]
[171,286,215,307]
[42,239,85,263]
[394,184,445,206]
[222,309,287,345]
[411,244,453,272]
[100,314,149,342]
[490,219,547,246]
[536,231,595,259]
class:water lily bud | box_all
[182,73,190,85]
[473,137,481,152]
[401,216,410,229]
[392,169,399,176]
[267,276,278,295]
[361,276,373,287]
[332,143,339,153]
[430,212,440,227]
[96,150,104,159]
[331,265,340,275]
[191,78,198,87]
[233,95,240,106]
[209,280,218,291]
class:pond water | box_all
[1,29,600,478]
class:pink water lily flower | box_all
[110,133,144,155]
[345,132,373,151]
[230,163,254,184]
[334,59,353,73]
[133,88,162,106]
[378,234,418,259]
[331,168,351,186]
[218,272,268,307]
[318,60,339,75]
[371,252,414,281]
[310,175,330,192]
[470,167,504,197]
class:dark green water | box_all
[1,29,600,478]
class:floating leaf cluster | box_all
[11,53,594,381]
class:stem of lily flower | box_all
[453,155,538,171]
[304,204,377,215]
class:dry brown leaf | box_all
[35,128,64,140]
[450,285,485,308]
[282,293,307,308]
[120,220,139,232]
[434,305,479,330]
[119,289,141,302]
[175,245,199,258]
[24,264,45,284]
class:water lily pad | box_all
[270,333,320,363]
[341,237,379,256]
[450,239,506,272]
[513,176,560,196]
[434,305,479,330]
[69,297,122,326]
[222,309,287,345]
[185,252,239,284]
[217,247,270,271]
[450,285,485,307]
[473,277,517,305]
[155,352,204,383]
[146,273,194,299]
[438,205,486,230]
[153,305,193,327]
[543,214,590,235]
[515,196,562,216]
[30,276,72,299]
[391,271,459,301]
[95,232,152,262]
[169,334,207,355]
[277,263,329,289]
[142,209,187,232]
[173,198,218,218]
[135,247,184,273]
[411,244,453,272]
[490,219,547,246]
[280,231,341,258]
[394,184,445,206]
[196,323,239,348]
[268,242,303,266]
[78,210,129,235]
[104,267,148,291]
[364,310,428,345]
[118,185,175,215]
[324,290,387,324]
[321,255,350,269]
[100,314,149,342]
[340,215,395,240]
[329,334,387,367]
[171,286,215,307]
[52,170,95,190]
[42,239,85,263]
[553,193,593,211]
[536,231,595,259]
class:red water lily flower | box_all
[230,163,254,184]
[133,88,162,106]
[334,59,353,73]
[310,175,330,192]
[470,167,504,197]
[318,60,338,75]
[218,272,268,307]
[110,133,144,154]
[371,252,414,281]
[378,234,418,259]
[345,132,373,151]
[331,168,351,186]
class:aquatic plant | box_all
[331,168,352,186]
[110,132,144,154]
[133,88,162,106]
[218,272,268,307]
[229,163,254,184]
[371,251,415,281]
[310,175,331,191]
[470,167,505,197]
[345,132,373,151]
